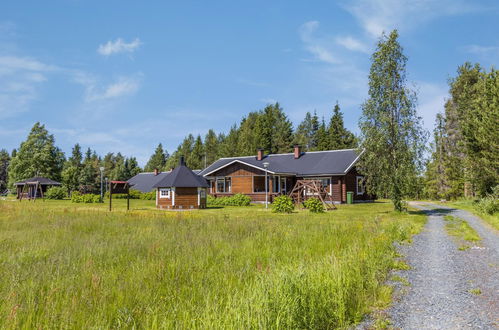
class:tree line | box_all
[162,102,357,170]
[0,103,357,194]
[0,123,141,195]
[424,63,498,199]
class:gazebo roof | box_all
[15,176,62,186]
[153,158,209,188]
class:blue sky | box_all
[1,0,498,165]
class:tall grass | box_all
[0,200,425,328]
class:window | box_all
[216,177,231,193]
[253,176,266,193]
[304,177,331,195]
[272,176,280,193]
[159,188,170,199]
[280,177,287,194]
[356,176,365,195]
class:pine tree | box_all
[144,143,168,172]
[190,135,205,169]
[8,122,65,187]
[237,113,260,156]
[328,103,357,149]
[78,148,100,193]
[62,144,84,194]
[358,30,427,211]
[204,129,219,167]
[0,149,10,191]
[446,63,498,196]
[315,118,329,151]
[219,126,239,157]
[294,111,320,150]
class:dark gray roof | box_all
[127,171,171,192]
[15,176,61,186]
[199,149,362,177]
[153,164,209,188]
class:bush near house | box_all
[272,195,295,213]
[45,186,66,200]
[303,197,325,213]
[207,193,251,206]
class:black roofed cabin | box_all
[198,146,372,203]
[153,157,209,210]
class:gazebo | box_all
[153,157,209,210]
[15,176,62,200]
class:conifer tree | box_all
[190,135,205,169]
[62,144,84,194]
[314,118,329,151]
[358,30,427,211]
[144,143,168,172]
[204,129,219,166]
[328,103,357,149]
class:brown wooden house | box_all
[198,146,371,203]
[153,157,209,210]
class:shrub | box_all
[71,191,102,203]
[272,195,294,213]
[208,193,251,206]
[141,191,156,200]
[475,185,499,215]
[104,189,155,200]
[45,186,66,200]
[303,197,325,213]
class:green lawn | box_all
[0,199,426,329]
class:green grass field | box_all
[0,199,426,329]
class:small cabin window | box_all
[159,188,171,199]
[216,177,231,193]
[356,176,365,195]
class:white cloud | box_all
[97,38,142,56]
[343,0,482,39]
[73,73,141,102]
[464,44,499,56]
[335,36,369,53]
[299,21,339,64]
[0,56,57,119]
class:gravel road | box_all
[383,202,499,329]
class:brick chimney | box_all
[257,148,264,161]
[154,168,159,176]
[294,145,302,159]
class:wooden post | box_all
[127,187,130,211]
[109,182,112,211]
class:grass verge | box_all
[0,200,426,328]
[435,200,499,231]
[444,215,481,249]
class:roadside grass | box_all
[444,215,481,250]
[434,200,499,231]
[0,200,426,329]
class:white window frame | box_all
[216,177,231,193]
[304,177,332,196]
[356,176,364,195]
[159,188,171,199]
